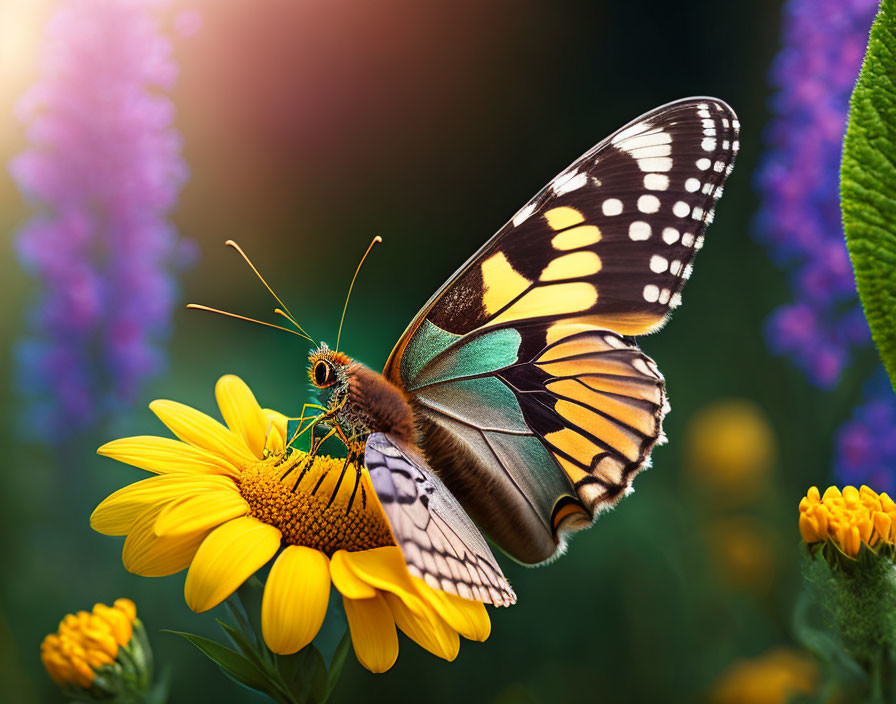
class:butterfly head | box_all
[307,343,355,417]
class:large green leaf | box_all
[842,0,896,390]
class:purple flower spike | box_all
[759,0,896,490]
[755,0,878,389]
[835,374,896,493]
[11,0,195,440]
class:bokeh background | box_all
[0,0,881,701]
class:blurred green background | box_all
[0,0,876,701]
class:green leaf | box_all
[278,646,328,704]
[164,630,281,700]
[236,576,267,651]
[324,629,352,703]
[842,0,896,390]
[217,619,269,672]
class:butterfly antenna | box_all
[186,304,314,342]
[336,235,382,352]
[225,240,316,343]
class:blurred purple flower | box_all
[10,0,195,439]
[835,373,896,494]
[757,0,896,490]
[755,0,878,388]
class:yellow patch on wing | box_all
[540,251,602,281]
[536,356,647,380]
[547,379,657,437]
[491,282,597,326]
[551,225,601,251]
[545,427,603,468]
[481,251,531,316]
[579,375,662,404]
[585,311,666,336]
[544,318,612,345]
[554,454,592,485]
[545,207,585,230]
[538,334,621,362]
[551,500,590,532]
[553,400,641,463]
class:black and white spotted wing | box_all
[383,97,740,352]
[364,432,516,606]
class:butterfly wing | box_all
[364,432,516,606]
[383,97,738,564]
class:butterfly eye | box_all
[313,360,333,387]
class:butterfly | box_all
[197,97,739,608]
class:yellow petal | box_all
[149,400,257,467]
[383,592,459,661]
[262,409,288,455]
[330,550,377,599]
[341,546,425,615]
[97,436,238,477]
[261,546,331,654]
[91,474,237,536]
[215,375,268,460]
[154,490,249,537]
[184,517,281,613]
[414,578,491,642]
[343,594,398,673]
[799,514,821,544]
[122,505,214,577]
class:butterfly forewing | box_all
[364,432,516,606]
[384,97,739,363]
[382,97,738,565]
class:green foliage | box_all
[800,545,896,700]
[842,0,896,390]
[165,578,349,704]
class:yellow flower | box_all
[706,517,776,594]
[708,648,817,704]
[41,598,150,697]
[798,485,896,558]
[92,375,490,673]
[686,400,776,501]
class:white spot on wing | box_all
[602,198,623,216]
[629,221,651,241]
[644,173,669,190]
[637,195,660,214]
[552,170,587,195]
[662,227,679,244]
[637,157,673,172]
[649,254,668,273]
[512,203,536,227]
[673,201,690,218]
[611,121,652,144]
[642,284,660,303]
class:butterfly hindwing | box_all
[381,97,737,564]
[402,320,666,564]
[364,432,516,606]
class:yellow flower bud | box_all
[40,597,145,698]
[798,485,896,558]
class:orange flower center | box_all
[237,451,394,554]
